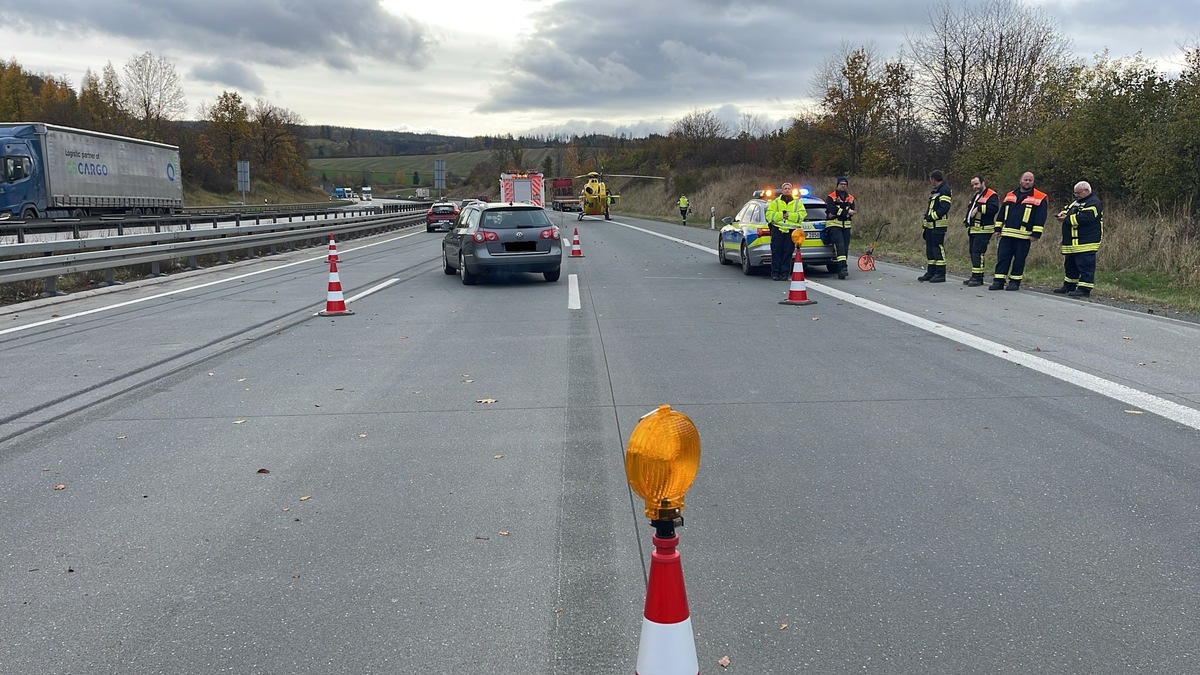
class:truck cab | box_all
[0,136,42,220]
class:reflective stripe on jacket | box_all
[964,188,999,235]
[766,197,807,232]
[1059,193,1103,253]
[924,181,952,229]
[826,190,855,229]
[997,188,1048,240]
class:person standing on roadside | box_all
[677,195,690,226]
[989,171,1048,291]
[825,176,855,279]
[918,169,952,282]
[1053,181,1103,298]
[962,175,999,286]
[766,183,807,280]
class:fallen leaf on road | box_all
[475,534,490,540]
[117,435,127,440]
[208,372,214,376]
[811,317,820,321]
[358,433,367,438]
[780,623,789,630]
[53,484,66,490]
[718,656,731,667]
[238,378,246,382]
[1122,336,1132,340]
[233,419,246,425]
[462,379,474,383]
[476,398,497,404]
[1125,410,1144,414]
[299,495,311,501]
[494,454,504,459]
[257,468,270,474]
[499,531,510,536]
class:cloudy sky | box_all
[6,0,1198,138]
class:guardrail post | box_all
[149,261,163,277]
[188,255,199,270]
[42,275,62,298]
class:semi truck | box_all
[499,172,544,208]
[360,186,372,201]
[0,122,183,220]
[549,177,581,212]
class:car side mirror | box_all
[721,217,733,225]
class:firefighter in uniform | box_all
[825,176,855,279]
[962,175,999,286]
[766,183,807,280]
[677,195,690,225]
[918,170,952,282]
[1053,181,1103,298]
[989,171,1048,291]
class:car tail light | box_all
[539,227,560,240]
[427,208,433,217]
[472,230,500,243]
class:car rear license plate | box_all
[806,231,822,240]
[504,242,537,252]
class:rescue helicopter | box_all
[575,170,665,220]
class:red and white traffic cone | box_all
[780,247,817,306]
[569,228,585,258]
[318,258,354,316]
[327,233,340,263]
[635,533,699,674]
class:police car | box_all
[717,186,836,275]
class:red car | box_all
[426,202,459,232]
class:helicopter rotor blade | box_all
[605,174,667,180]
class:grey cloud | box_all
[191,60,266,94]
[9,0,436,72]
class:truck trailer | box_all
[0,122,183,220]
[499,172,544,208]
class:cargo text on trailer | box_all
[0,122,183,221]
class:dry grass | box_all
[619,173,1200,314]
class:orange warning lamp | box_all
[625,405,701,521]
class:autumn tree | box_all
[248,98,307,187]
[906,0,1071,157]
[813,45,891,173]
[121,51,187,141]
[0,59,37,121]
[197,91,250,191]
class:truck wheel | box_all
[20,207,37,221]
[70,209,86,219]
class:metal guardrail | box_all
[0,205,426,297]
[0,201,429,244]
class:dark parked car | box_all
[442,203,562,284]
[426,201,459,232]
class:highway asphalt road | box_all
[2,211,1198,673]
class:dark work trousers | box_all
[827,226,851,271]
[923,228,946,268]
[994,236,1032,281]
[1064,251,1098,288]
[770,226,795,278]
[968,233,992,275]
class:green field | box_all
[308,149,559,191]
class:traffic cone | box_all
[327,233,339,262]
[318,258,354,316]
[780,247,817,306]
[569,228,585,258]
[635,533,699,674]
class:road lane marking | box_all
[610,220,1200,432]
[345,278,400,303]
[0,230,427,337]
[568,274,581,309]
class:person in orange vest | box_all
[824,176,855,279]
[962,175,999,286]
[989,171,1048,291]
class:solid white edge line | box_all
[608,219,1200,432]
[0,229,428,336]
[568,274,581,310]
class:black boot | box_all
[988,279,1005,290]
[917,265,934,282]
[1052,282,1077,294]
[964,273,983,287]
[1005,280,1021,291]
[838,264,848,280]
[1067,287,1091,298]
[929,267,946,283]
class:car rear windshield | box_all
[804,204,827,221]
[432,205,456,214]
[480,208,552,229]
